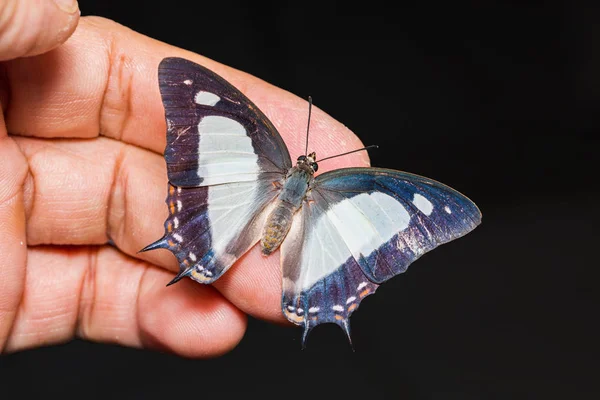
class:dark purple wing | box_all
[280,168,481,346]
[158,57,291,186]
[141,58,290,284]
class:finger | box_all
[4,245,246,357]
[3,16,370,165]
[0,113,28,351]
[15,135,285,323]
[15,136,164,247]
[0,0,80,61]
[15,125,366,324]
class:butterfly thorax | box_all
[260,153,318,255]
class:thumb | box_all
[0,0,80,61]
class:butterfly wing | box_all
[142,57,291,284]
[158,57,291,186]
[280,167,481,345]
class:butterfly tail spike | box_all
[340,319,355,351]
[138,237,168,254]
[300,322,314,350]
[166,268,191,286]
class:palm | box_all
[0,17,369,357]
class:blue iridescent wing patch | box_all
[280,168,481,345]
[141,58,290,284]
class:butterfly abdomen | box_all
[261,167,312,255]
[261,201,295,255]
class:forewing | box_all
[280,167,481,344]
[158,57,292,187]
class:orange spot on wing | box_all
[169,186,175,195]
[359,289,371,298]
[167,240,176,247]
[167,222,173,232]
[183,259,189,266]
[284,309,304,323]
[348,303,358,312]
[169,201,175,214]
[334,315,344,321]
[190,269,212,283]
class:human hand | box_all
[0,1,369,357]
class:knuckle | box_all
[99,33,136,141]
[75,246,99,340]
[106,145,129,247]
[0,137,29,204]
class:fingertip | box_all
[260,94,371,171]
[213,246,287,325]
[137,269,248,358]
[315,121,372,172]
[52,0,79,14]
[0,0,80,61]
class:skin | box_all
[0,0,370,358]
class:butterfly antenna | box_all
[318,145,379,163]
[304,96,313,156]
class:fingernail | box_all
[53,0,79,14]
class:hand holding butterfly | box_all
[0,5,370,356]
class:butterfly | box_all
[141,57,482,347]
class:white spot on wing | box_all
[206,182,260,259]
[444,205,452,214]
[183,79,193,85]
[197,115,274,266]
[357,282,368,290]
[412,193,433,216]
[197,115,259,185]
[189,252,197,262]
[332,305,344,312]
[199,115,246,135]
[173,217,179,229]
[176,200,182,212]
[325,192,410,262]
[308,307,320,313]
[173,233,183,243]
[194,91,220,106]
[346,296,356,304]
[292,192,410,291]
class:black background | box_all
[1,1,598,399]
